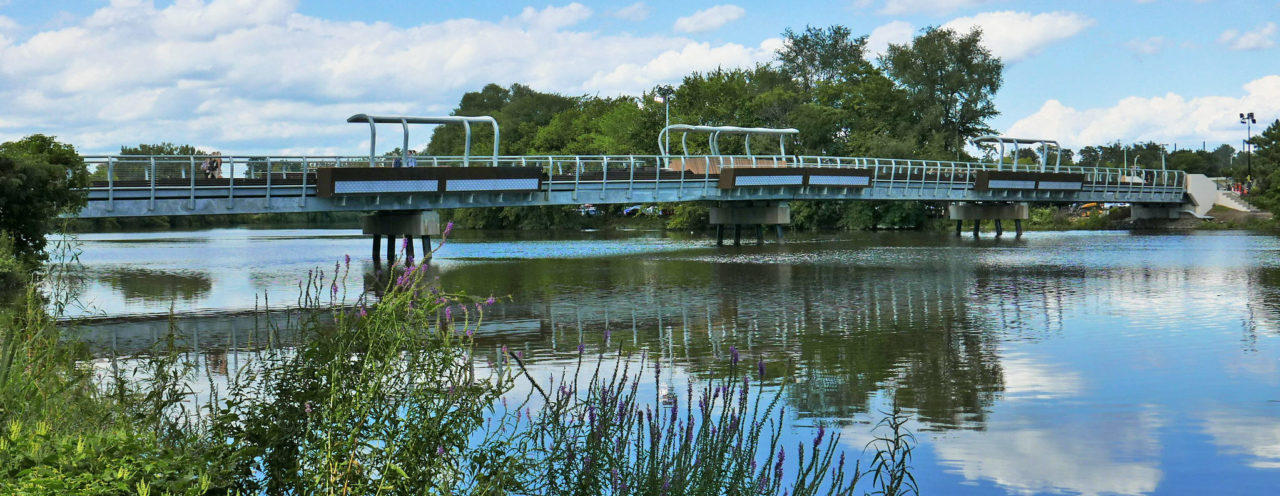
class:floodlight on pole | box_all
[1240,112,1256,180]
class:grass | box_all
[0,234,918,494]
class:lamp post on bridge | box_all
[655,85,675,157]
[1240,112,1256,181]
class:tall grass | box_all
[1,233,918,494]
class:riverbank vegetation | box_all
[1,244,919,494]
[0,135,89,289]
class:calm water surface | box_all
[66,227,1280,495]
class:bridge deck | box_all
[74,155,1187,218]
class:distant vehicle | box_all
[622,205,642,216]
[578,204,599,216]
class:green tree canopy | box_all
[881,26,1003,156]
[0,135,89,262]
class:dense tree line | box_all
[428,25,1005,231]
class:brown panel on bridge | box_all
[973,171,1086,191]
[668,157,789,175]
[316,167,543,197]
[718,167,872,189]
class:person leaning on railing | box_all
[200,152,223,179]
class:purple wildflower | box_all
[330,281,338,299]
[443,221,454,237]
[304,401,312,414]
[758,358,766,379]
[445,306,453,321]
[401,237,409,251]
[466,327,473,337]
[437,446,445,456]
[814,425,826,448]
[486,296,495,305]
[358,306,367,318]
[344,254,350,267]
[517,350,524,359]
[774,447,786,481]
[577,343,585,355]
[730,345,739,365]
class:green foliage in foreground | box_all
[1,246,918,494]
[0,135,89,284]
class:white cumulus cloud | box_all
[613,2,651,21]
[1219,22,1277,51]
[0,0,771,154]
[518,3,593,31]
[673,5,745,34]
[1007,75,1280,148]
[941,11,1095,63]
[866,20,915,57]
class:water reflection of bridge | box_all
[75,251,1280,433]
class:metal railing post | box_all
[107,157,115,212]
[148,156,157,211]
[266,158,273,205]
[627,155,636,199]
[573,156,581,202]
[227,158,235,210]
[189,156,196,210]
[300,157,308,207]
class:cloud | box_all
[1219,22,1277,51]
[866,20,914,57]
[1203,411,1280,469]
[1126,36,1169,55]
[673,5,745,34]
[613,2,651,21]
[518,3,593,31]
[941,11,1095,62]
[1007,75,1280,148]
[880,0,1000,15]
[0,0,769,153]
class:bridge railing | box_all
[82,154,1185,202]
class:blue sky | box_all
[0,0,1277,155]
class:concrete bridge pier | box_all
[362,210,441,264]
[949,202,1029,238]
[710,202,791,246]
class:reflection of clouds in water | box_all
[933,408,1164,496]
[1000,354,1083,401]
[1203,411,1280,469]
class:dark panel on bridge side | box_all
[315,167,543,197]
[719,167,872,189]
[972,171,1086,191]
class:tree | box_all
[0,135,89,264]
[776,25,872,93]
[1243,119,1280,212]
[881,27,1003,156]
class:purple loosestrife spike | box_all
[485,296,495,306]
[401,237,409,251]
[304,401,312,414]
[577,343,585,355]
[445,306,452,321]
[358,306,367,318]
[775,447,786,481]
[466,327,473,337]
[344,254,350,267]
[437,446,445,456]
[443,221,454,237]
[815,425,826,448]
[730,345,739,365]
[517,350,524,359]
[330,282,338,298]
[758,358,766,379]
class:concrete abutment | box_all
[362,210,441,264]
[710,202,790,246]
[948,202,1029,238]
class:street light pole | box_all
[656,85,675,158]
[1241,112,1256,180]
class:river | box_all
[61,227,1280,494]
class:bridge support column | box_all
[362,210,441,264]
[710,202,791,246]
[1130,204,1182,220]
[949,202,1029,239]
[955,220,963,237]
[372,234,382,262]
[1015,219,1023,238]
[716,225,725,246]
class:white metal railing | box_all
[80,154,1186,205]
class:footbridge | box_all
[72,115,1193,252]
